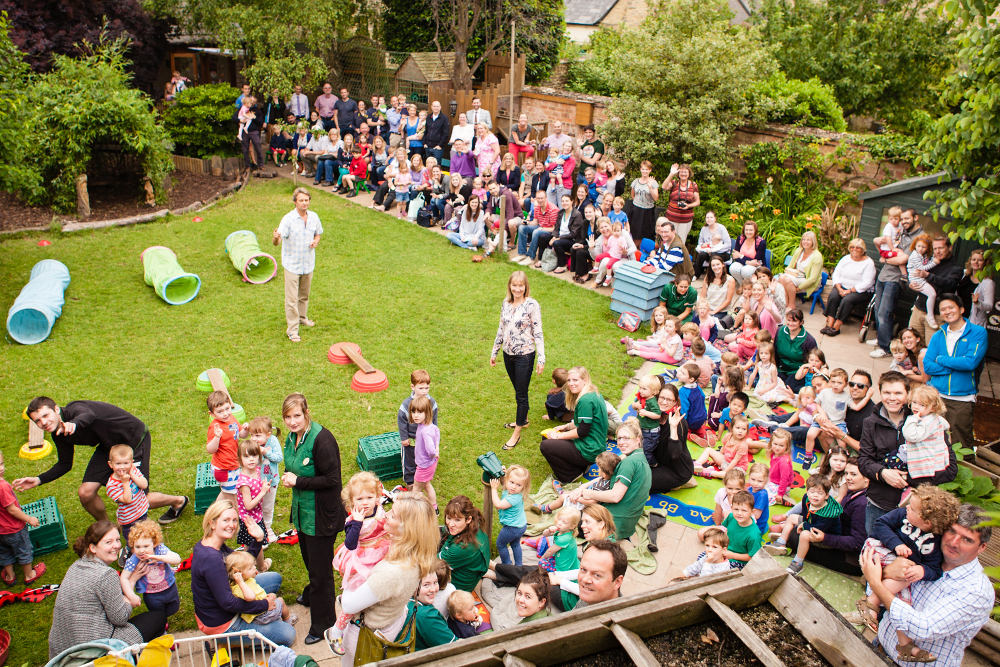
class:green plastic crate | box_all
[356,432,403,481]
[195,461,221,514]
[24,496,68,556]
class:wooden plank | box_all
[768,574,891,666]
[205,369,232,398]
[28,420,44,449]
[501,655,535,667]
[704,595,785,667]
[342,345,376,373]
[609,623,660,667]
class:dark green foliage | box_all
[0,12,40,204]
[750,72,846,132]
[754,0,955,130]
[162,83,241,158]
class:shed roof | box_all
[398,52,455,82]
[565,0,619,25]
[857,171,959,201]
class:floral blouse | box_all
[491,297,545,364]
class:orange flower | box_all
[729,213,738,220]
[805,222,814,229]
[767,177,774,184]
[773,209,781,215]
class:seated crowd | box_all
[25,81,996,665]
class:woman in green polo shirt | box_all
[659,273,697,323]
[280,393,345,645]
[569,419,651,541]
[540,366,609,483]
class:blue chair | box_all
[783,255,827,314]
[639,238,656,262]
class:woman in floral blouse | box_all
[490,271,545,451]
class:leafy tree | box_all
[920,0,1000,273]
[750,72,846,133]
[574,0,777,181]
[0,11,40,203]
[162,84,240,158]
[754,0,955,130]
[144,0,356,96]
[0,0,169,94]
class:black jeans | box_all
[242,130,262,170]
[540,438,591,483]
[298,532,338,637]
[552,237,577,267]
[824,289,870,322]
[571,246,593,277]
[503,351,535,426]
[130,609,167,641]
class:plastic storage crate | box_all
[195,461,221,514]
[356,432,403,481]
[24,495,68,555]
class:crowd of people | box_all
[6,82,997,666]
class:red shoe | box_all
[23,562,46,585]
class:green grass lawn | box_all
[0,179,642,664]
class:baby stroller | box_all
[857,291,878,344]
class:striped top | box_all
[106,467,149,525]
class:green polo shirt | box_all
[553,530,579,572]
[774,325,815,376]
[439,529,491,592]
[603,448,652,541]
[722,513,762,566]
[283,421,322,536]
[574,392,609,462]
[659,282,697,322]
[410,601,457,650]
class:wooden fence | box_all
[172,154,243,180]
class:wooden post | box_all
[75,174,90,218]
[482,478,493,544]
[509,20,515,140]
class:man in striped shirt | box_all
[862,504,992,665]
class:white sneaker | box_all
[865,339,879,346]
[519,257,533,265]
[870,348,889,358]
[510,254,524,262]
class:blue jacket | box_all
[922,318,987,398]
[679,384,707,429]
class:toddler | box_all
[471,176,488,202]
[681,527,732,578]
[726,312,760,363]
[206,390,246,503]
[876,206,902,259]
[393,163,413,218]
[235,440,270,572]
[120,520,181,616]
[708,363,742,431]
[677,363,709,445]
[544,367,572,422]
[689,338,715,388]
[620,305,668,352]
[764,429,795,506]
[765,475,842,575]
[0,451,44,585]
[694,415,751,479]
[447,590,492,638]
[246,417,283,543]
[627,313,683,364]
[898,384,951,482]
[632,375,663,466]
[328,472,391,654]
[816,445,850,503]
[749,342,794,405]
[411,396,440,511]
[700,490,760,569]
[106,444,149,558]
[397,370,439,489]
[608,195,629,229]
[906,234,939,328]
[490,465,531,566]
[794,348,828,388]
[888,338,913,373]
[227,551,296,626]
[533,451,620,517]
[692,300,720,346]
[804,369,850,468]
[594,220,628,287]
[747,462,770,535]
[717,390,749,441]
[858,485,959,662]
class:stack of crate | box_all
[356,432,403,481]
[24,496,68,555]
[194,461,221,514]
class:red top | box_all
[208,416,240,471]
[666,180,698,225]
[0,478,26,534]
[532,202,559,230]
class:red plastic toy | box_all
[328,342,388,392]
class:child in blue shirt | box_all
[608,196,629,229]
[747,463,770,535]
[489,465,530,566]
[678,363,708,431]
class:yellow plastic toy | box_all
[19,418,51,460]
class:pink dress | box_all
[332,506,391,590]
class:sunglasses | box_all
[848,382,869,389]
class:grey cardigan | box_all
[48,556,142,658]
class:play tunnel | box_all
[224,230,277,284]
[141,246,201,305]
[6,259,70,344]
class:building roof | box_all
[399,52,455,82]
[857,171,959,201]
[565,0,619,25]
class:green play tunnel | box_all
[225,230,277,284]
[141,246,201,305]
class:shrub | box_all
[751,72,846,132]
[162,83,240,158]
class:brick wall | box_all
[519,86,612,138]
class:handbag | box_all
[540,248,558,272]
[407,193,425,220]
[617,311,641,332]
[353,605,417,665]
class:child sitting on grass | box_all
[227,551,296,626]
[694,415,751,479]
[748,342,794,405]
[679,527,732,579]
[533,452,620,515]
[0,451,44,585]
[543,368,572,422]
[677,363,709,447]
[747,462,770,536]
[625,311,684,364]
[816,445,850,503]
[489,507,580,587]
[447,590,492,638]
[689,338,715,389]
[764,475,842,575]
[764,429,795,507]
[699,490,760,569]
[120,520,181,616]
[708,363,742,431]
[855,484,959,662]
[726,311,760,363]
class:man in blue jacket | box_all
[921,293,987,450]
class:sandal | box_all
[288,333,301,342]
[24,562,46,585]
[1,570,14,586]
[504,422,527,429]
[551,479,563,494]
[896,644,935,663]
[855,597,880,633]
[553,267,566,274]
[502,437,519,451]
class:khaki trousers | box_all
[284,269,312,336]
[907,307,939,348]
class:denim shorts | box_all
[0,527,33,565]
[395,190,410,203]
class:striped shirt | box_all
[878,558,993,666]
[277,209,323,275]
[644,244,685,272]
[106,467,149,525]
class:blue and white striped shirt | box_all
[877,558,992,666]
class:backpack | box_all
[416,207,433,227]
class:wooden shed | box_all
[394,52,455,107]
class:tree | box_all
[920,0,1000,273]
[144,0,358,96]
[0,11,40,203]
[0,0,168,94]
[754,0,955,131]
[573,0,777,181]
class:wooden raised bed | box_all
[373,553,886,667]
